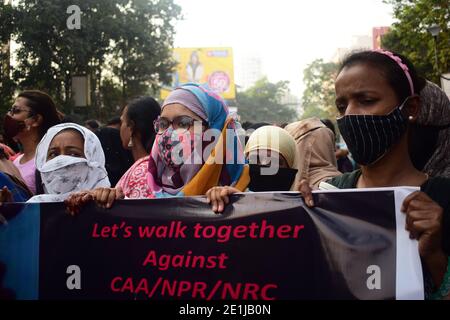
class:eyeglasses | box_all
[154,116,208,134]
[8,106,33,116]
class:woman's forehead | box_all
[14,97,30,108]
[336,63,389,91]
[50,129,84,145]
[161,103,202,120]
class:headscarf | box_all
[416,81,450,178]
[245,125,297,168]
[162,88,208,121]
[28,123,110,202]
[148,83,249,197]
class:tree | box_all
[8,0,181,121]
[382,0,449,85]
[0,2,16,118]
[301,59,339,120]
[99,78,123,120]
[111,0,180,102]
[236,77,298,124]
[12,0,123,115]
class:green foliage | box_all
[111,0,180,101]
[236,77,298,124]
[0,3,16,118]
[0,3,15,43]
[99,78,123,120]
[1,0,181,122]
[301,59,339,120]
[382,0,449,84]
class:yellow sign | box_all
[161,47,236,100]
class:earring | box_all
[408,116,413,121]
[128,137,133,148]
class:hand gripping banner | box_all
[0,188,423,300]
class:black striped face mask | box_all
[337,100,408,166]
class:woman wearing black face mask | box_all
[300,50,450,300]
[206,125,298,213]
[3,90,61,194]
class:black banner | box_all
[0,189,423,300]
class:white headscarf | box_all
[28,123,110,202]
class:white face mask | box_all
[40,155,89,195]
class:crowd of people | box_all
[1,49,449,299]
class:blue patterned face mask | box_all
[337,100,408,166]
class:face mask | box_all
[248,164,298,192]
[40,155,89,195]
[3,114,26,139]
[157,128,197,169]
[337,101,408,166]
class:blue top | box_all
[0,172,31,202]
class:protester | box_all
[246,125,297,172]
[410,80,450,178]
[0,146,31,203]
[299,50,450,300]
[146,83,249,197]
[320,118,354,173]
[96,126,134,187]
[65,83,249,212]
[106,116,121,130]
[114,96,161,198]
[5,90,61,194]
[0,146,23,182]
[284,117,341,189]
[27,123,110,202]
[206,125,298,213]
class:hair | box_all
[107,116,121,126]
[320,119,336,137]
[248,122,271,131]
[125,96,161,152]
[242,121,253,130]
[339,50,426,103]
[85,119,100,130]
[17,90,61,138]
